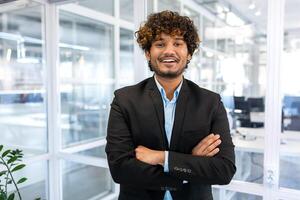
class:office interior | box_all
[0,0,299,199]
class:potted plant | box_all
[0,145,27,200]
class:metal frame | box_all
[263,0,285,199]
[44,2,62,200]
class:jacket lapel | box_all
[147,77,168,149]
[170,79,189,150]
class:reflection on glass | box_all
[227,191,262,200]
[120,28,134,86]
[17,162,47,200]
[183,0,268,187]
[183,7,200,29]
[157,0,180,12]
[233,151,263,184]
[213,188,262,200]
[59,11,114,148]
[280,0,300,190]
[202,16,215,49]
[62,161,112,200]
[0,6,47,155]
[77,145,106,158]
[120,0,134,22]
[78,0,114,16]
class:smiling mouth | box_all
[159,57,179,63]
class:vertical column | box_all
[264,0,285,199]
[114,0,120,89]
[133,0,148,82]
[45,2,62,200]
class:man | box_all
[105,10,236,200]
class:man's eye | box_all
[174,43,182,47]
[155,43,164,47]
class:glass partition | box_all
[0,5,47,156]
[59,11,114,148]
[120,0,134,22]
[119,28,134,87]
[62,161,113,200]
[78,0,114,16]
[279,0,300,191]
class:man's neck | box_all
[155,74,183,100]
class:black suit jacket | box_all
[105,77,236,200]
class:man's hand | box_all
[192,133,221,157]
[135,145,165,166]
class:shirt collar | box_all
[154,75,183,103]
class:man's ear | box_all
[187,54,192,61]
[145,51,150,60]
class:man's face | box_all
[146,33,191,79]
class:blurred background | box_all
[0,0,299,199]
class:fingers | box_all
[204,138,221,155]
[196,133,215,148]
[206,148,220,157]
[192,133,222,156]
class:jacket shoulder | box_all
[114,78,150,99]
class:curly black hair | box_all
[135,10,200,56]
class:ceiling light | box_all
[249,3,255,10]
[255,10,261,16]
[6,48,12,62]
[223,6,230,12]
[206,52,214,58]
[216,5,223,13]
[226,12,245,26]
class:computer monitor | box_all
[247,97,265,112]
[234,96,249,112]
[283,95,300,116]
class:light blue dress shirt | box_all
[154,76,182,200]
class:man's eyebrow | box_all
[154,38,164,41]
[174,37,184,40]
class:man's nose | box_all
[162,43,176,55]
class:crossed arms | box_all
[105,95,236,190]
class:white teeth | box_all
[162,59,175,62]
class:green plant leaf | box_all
[11,164,26,173]
[7,193,15,200]
[7,156,18,165]
[0,145,3,152]
[17,177,27,184]
[0,171,7,177]
[0,192,7,200]
[2,150,10,158]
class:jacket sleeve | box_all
[105,94,183,190]
[168,95,236,185]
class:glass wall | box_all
[1,0,299,199]
[59,10,114,147]
[0,2,48,198]
[213,188,262,200]
[119,28,134,86]
[279,0,300,191]
[62,161,112,200]
[0,4,47,156]
[57,0,134,199]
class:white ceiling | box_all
[226,0,300,32]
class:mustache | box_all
[158,56,179,62]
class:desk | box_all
[232,127,300,182]
[233,127,300,157]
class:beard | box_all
[149,61,187,78]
